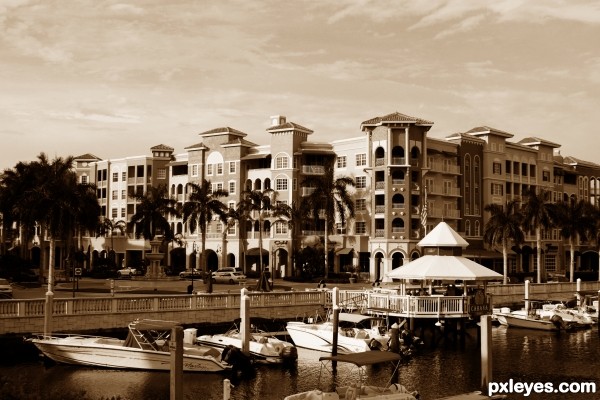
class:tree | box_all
[219,206,242,270]
[271,199,312,277]
[483,200,524,284]
[302,162,355,279]
[97,217,127,266]
[522,189,556,283]
[238,188,276,291]
[182,180,228,293]
[553,198,595,282]
[128,184,179,241]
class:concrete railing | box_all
[0,291,327,335]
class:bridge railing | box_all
[0,290,327,319]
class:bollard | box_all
[170,325,183,400]
[480,315,492,394]
[223,378,233,400]
[389,323,400,353]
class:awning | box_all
[241,153,270,160]
[336,248,354,255]
[246,248,269,256]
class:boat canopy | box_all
[319,351,401,367]
[338,313,383,324]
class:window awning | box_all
[336,248,354,255]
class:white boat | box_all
[495,300,593,331]
[284,351,419,400]
[26,319,249,373]
[286,313,391,354]
[196,323,297,364]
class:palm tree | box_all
[182,180,228,293]
[483,200,524,284]
[302,162,355,279]
[522,189,556,283]
[97,218,127,252]
[553,198,595,282]
[238,188,276,291]
[271,199,312,277]
[219,206,242,270]
[128,184,179,241]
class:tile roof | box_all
[267,121,313,133]
[184,142,208,150]
[198,127,248,137]
[74,153,102,161]
[518,137,561,148]
[465,126,514,138]
[150,144,174,151]
[222,138,258,147]
[418,221,469,248]
[360,112,434,127]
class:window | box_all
[157,168,166,179]
[356,153,366,166]
[112,208,118,218]
[207,164,213,175]
[493,162,502,175]
[112,190,118,200]
[275,221,288,234]
[112,172,118,182]
[355,221,366,235]
[465,220,471,236]
[122,172,126,181]
[293,178,297,191]
[229,181,236,195]
[542,171,550,182]
[81,175,88,184]
[121,190,126,199]
[192,165,199,177]
[121,208,126,218]
[335,223,346,234]
[491,183,503,196]
[229,161,236,174]
[228,224,236,235]
[216,163,223,175]
[276,178,288,191]
[337,156,347,168]
[228,201,235,210]
[211,183,223,193]
[356,176,367,189]
[474,221,480,236]
[356,199,366,211]
[276,156,289,169]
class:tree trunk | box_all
[536,227,542,283]
[569,236,575,283]
[502,242,508,285]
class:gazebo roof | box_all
[418,222,469,248]
[386,255,503,281]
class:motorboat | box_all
[26,319,250,373]
[494,300,593,331]
[196,321,297,365]
[286,312,391,354]
[283,351,420,400]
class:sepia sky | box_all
[1,0,600,171]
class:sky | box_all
[1,0,600,171]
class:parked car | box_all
[0,278,13,299]
[212,271,247,284]
[179,268,203,279]
[116,267,138,278]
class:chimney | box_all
[270,115,286,126]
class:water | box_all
[2,326,599,400]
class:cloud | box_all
[46,109,141,124]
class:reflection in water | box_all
[2,327,599,399]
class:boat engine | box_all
[221,344,253,376]
[550,314,567,330]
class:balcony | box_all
[392,203,405,209]
[374,205,385,214]
[375,158,385,166]
[302,165,325,175]
[374,229,385,238]
[301,187,316,196]
[391,157,406,165]
[374,181,385,190]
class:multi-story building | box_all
[61,112,600,282]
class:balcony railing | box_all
[391,157,406,165]
[374,205,385,214]
[302,165,325,175]
[375,158,385,166]
[301,187,316,196]
[374,229,385,238]
[375,181,385,190]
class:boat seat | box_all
[354,329,368,339]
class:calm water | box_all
[2,325,599,400]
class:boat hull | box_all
[197,334,297,364]
[286,321,387,354]
[501,314,559,331]
[29,336,230,372]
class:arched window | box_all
[392,194,405,208]
[465,220,471,237]
[392,252,404,269]
[392,218,405,233]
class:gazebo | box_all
[366,222,501,323]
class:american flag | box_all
[421,185,428,234]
